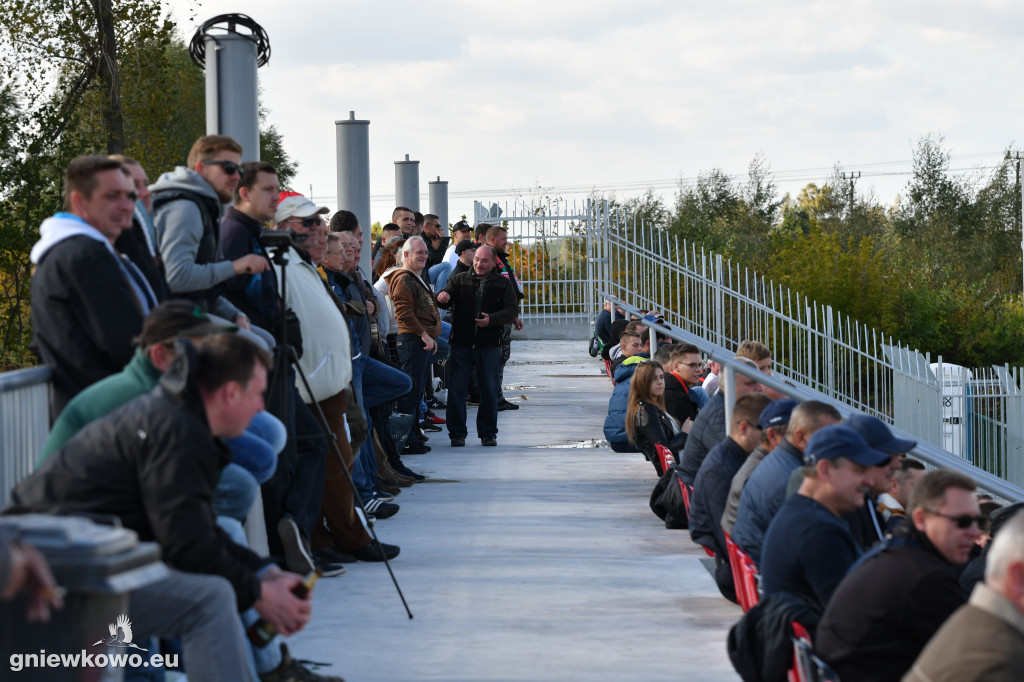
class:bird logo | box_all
[93,614,148,651]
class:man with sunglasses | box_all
[152,135,270,332]
[816,469,983,681]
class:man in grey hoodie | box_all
[151,135,269,331]
[30,155,155,416]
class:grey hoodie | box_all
[150,166,240,321]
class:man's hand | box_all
[681,418,693,435]
[2,544,63,623]
[476,312,490,327]
[233,314,252,331]
[513,318,524,331]
[365,299,376,315]
[253,572,312,637]
[421,331,437,354]
[436,291,450,304]
[233,254,270,276]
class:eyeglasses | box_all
[326,250,344,256]
[287,216,323,228]
[923,509,987,529]
[205,160,241,176]
[741,420,763,430]
[679,362,702,370]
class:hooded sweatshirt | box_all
[30,213,146,415]
[150,166,241,321]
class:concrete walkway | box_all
[291,340,742,682]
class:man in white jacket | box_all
[272,193,399,563]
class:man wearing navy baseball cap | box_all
[843,414,917,550]
[759,424,892,627]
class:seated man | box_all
[721,399,796,537]
[660,343,709,430]
[731,400,841,564]
[841,414,915,550]
[816,469,982,682]
[9,335,318,682]
[905,509,1024,682]
[678,357,764,485]
[760,425,889,624]
[689,392,771,600]
[879,457,926,530]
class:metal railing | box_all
[609,295,1024,504]
[0,366,51,505]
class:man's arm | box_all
[486,279,519,328]
[154,199,237,294]
[138,420,263,611]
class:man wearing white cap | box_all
[272,194,400,563]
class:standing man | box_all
[423,213,448,267]
[443,220,474,267]
[151,135,269,330]
[30,156,152,415]
[436,245,519,447]
[484,225,524,411]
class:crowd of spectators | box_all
[597,307,1023,682]
[5,139,527,681]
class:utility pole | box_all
[840,171,860,218]
[1013,151,1024,313]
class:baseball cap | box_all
[275,192,329,223]
[138,300,237,347]
[452,220,472,233]
[455,240,478,255]
[803,424,892,467]
[845,414,917,455]
[759,399,798,430]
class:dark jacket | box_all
[664,371,700,426]
[732,439,805,565]
[425,235,449,267]
[116,218,171,303]
[385,268,442,338]
[495,251,524,301]
[8,344,266,611]
[815,526,967,682]
[29,215,145,417]
[842,494,887,552]
[221,206,280,333]
[689,436,748,558]
[437,268,519,347]
[631,402,686,475]
[325,267,369,357]
[678,392,726,485]
[760,493,860,613]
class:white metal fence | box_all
[481,197,1024,489]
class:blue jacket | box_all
[732,439,805,565]
[689,436,748,557]
[678,392,726,485]
[602,354,647,445]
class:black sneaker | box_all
[481,436,497,446]
[403,442,431,455]
[352,539,401,562]
[498,399,519,411]
[393,462,426,481]
[420,420,442,432]
[278,518,315,575]
[314,547,358,564]
[363,496,400,519]
[450,437,466,447]
[259,643,345,682]
[315,560,346,577]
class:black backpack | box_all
[649,464,688,529]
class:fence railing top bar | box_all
[0,366,51,393]
[604,293,1024,505]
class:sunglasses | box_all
[923,509,987,529]
[205,159,241,176]
[287,216,324,228]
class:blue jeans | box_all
[217,516,282,675]
[225,411,286,484]
[446,345,501,440]
[213,463,259,523]
[350,355,411,495]
[428,262,453,294]
[396,333,450,444]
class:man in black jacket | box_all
[816,469,983,682]
[9,334,315,680]
[436,245,519,446]
[29,155,151,416]
[484,225,524,411]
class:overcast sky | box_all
[164,0,1024,227]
